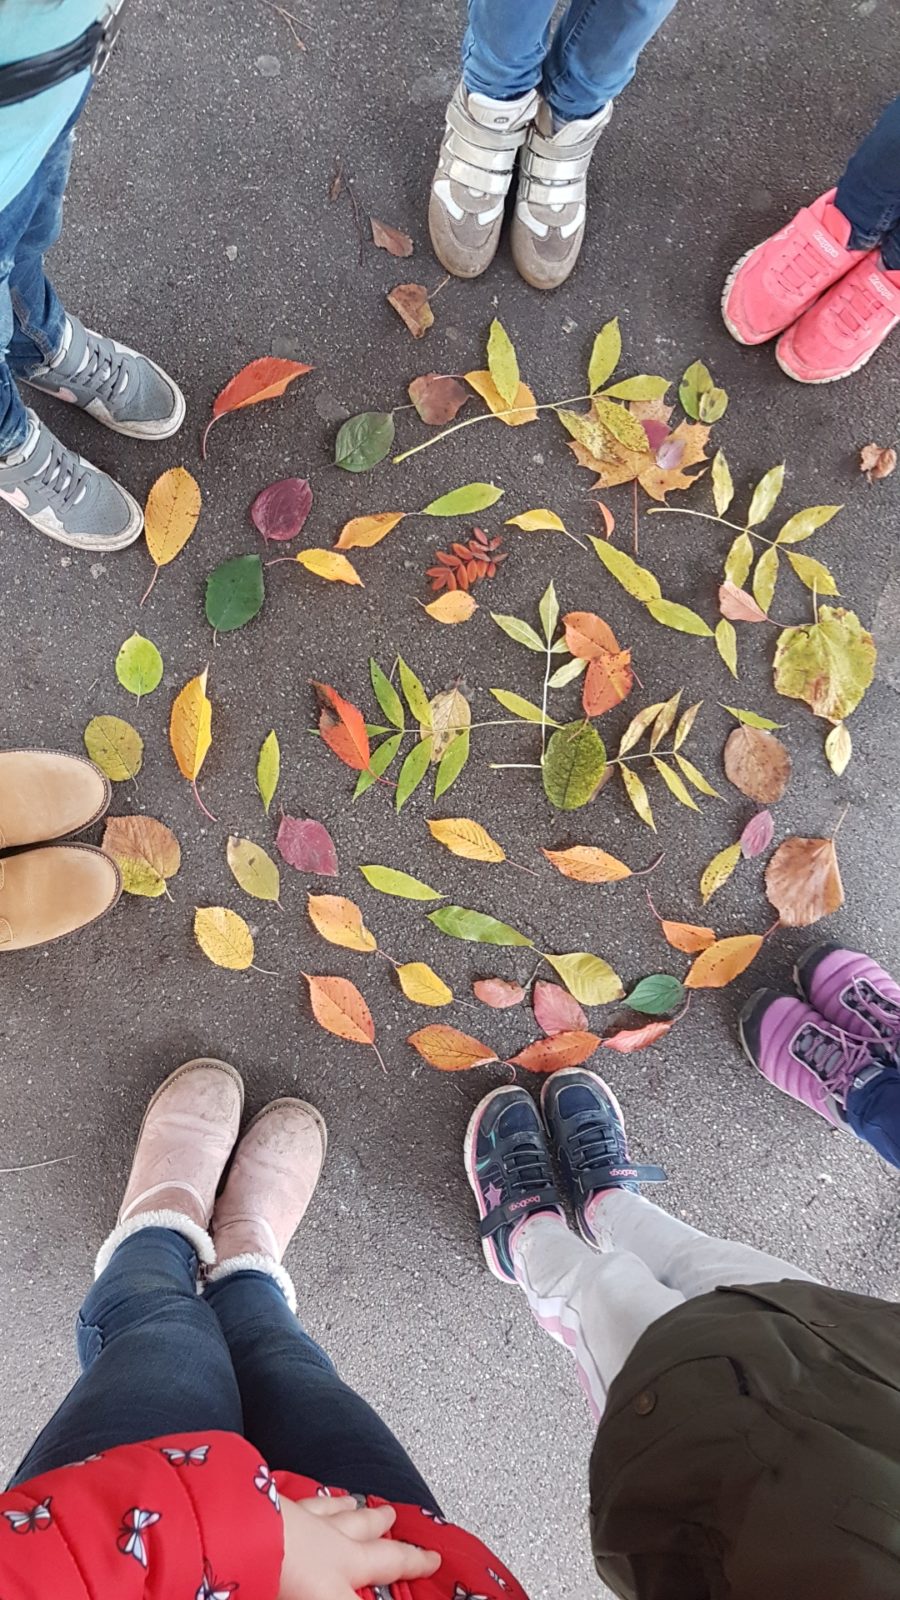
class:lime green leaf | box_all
[490,612,546,653]
[115,633,163,698]
[588,317,622,392]
[205,554,265,632]
[773,606,876,722]
[395,736,433,810]
[370,659,405,728]
[752,546,779,613]
[589,536,662,602]
[679,360,712,419]
[653,756,700,810]
[698,386,728,423]
[539,580,559,643]
[548,656,587,689]
[674,752,721,797]
[397,658,432,725]
[544,951,624,1005]
[747,463,785,527]
[626,974,686,1015]
[600,374,670,401]
[700,842,741,904]
[620,764,655,830]
[542,721,607,810]
[775,505,842,545]
[360,864,443,900]
[490,689,560,726]
[825,722,852,777]
[487,318,520,407]
[429,905,533,946]
[721,705,785,730]
[724,531,753,588]
[645,598,713,637]
[421,483,504,516]
[715,619,738,678]
[592,397,650,452]
[84,715,143,781]
[786,552,839,596]
[712,449,735,516]
[334,411,395,472]
[256,729,280,813]
[434,729,470,798]
[353,732,402,797]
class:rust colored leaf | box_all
[563,611,621,659]
[660,919,716,954]
[303,975,380,1065]
[407,1024,498,1071]
[860,442,897,482]
[542,845,632,884]
[370,218,413,257]
[684,934,764,989]
[313,682,371,771]
[202,357,312,457]
[582,650,634,716]
[532,981,588,1036]
[509,1031,601,1073]
[473,978,526,1009]
[602,1020,673,1053]
[765,836,844,927]
[718,582,769,624]
[388,283,433,338]
[408,374,469,425]
[724,726,792,804]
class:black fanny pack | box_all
[0,1,127,110]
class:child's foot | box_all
[722,189,864,345]
[23,315,185,438]
[429,83,538,279]
[464,1085,563,1282]
[540,1069,665,1245]
[795,943,900,1047]
[0,411,143,550]
[739,990,894,1128]
[775,253,900,382]
[510,98,612,291]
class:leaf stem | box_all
[539,634,553,766]
[392,390,596,464]
[505,857,541,878]
[489,761,542,770]
[647,506,749,536]
[192,779,217,822]
[371,1042,388,1075]
[139,565,160,608]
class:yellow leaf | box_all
[752,546,779,613]
[684,933,763,989]
[464,369,538,425]
[226,836,281,903]
[786,552,840,596]
[618,701,666,755]
[396,961,453,1007]
[620,764,656,830]
[427,816,505,862]
[426,688,471,761]
[506,509,566,532]
[653,757,700,810]
[295,548,363,585]
[700,842,741,904]
[194,906,254,970]
[307,893,377,952]
[649,691,682,749]
[589,536,662,603]
[487,318,520,406]
[170,669,212,782]
[825,722,851,776]
[145,466,201,569]
[544,951,624,1005]
[715,618,738,677]
[712,449,734,516]
[673,702,702,749]
[542,844,632,883]
[674,753,722,798]
[422,590,478,624]
[83,715,143,782]
[645,598,713,637]
[335,511,405,550]
[724,532,753,588]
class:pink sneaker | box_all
[739,989,886,1129]
[776,252,900,381]
[795,942,900,1047]
[722,190,863,345]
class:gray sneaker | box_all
[23,315,185,440]
[429,82,538,279]
[0,410,143,551]
[511,98,613,290]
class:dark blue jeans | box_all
[836,94,900,272]
[8,1229,439,1512]
[846,1070,900,1169]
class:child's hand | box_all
[277,1494,441,1600]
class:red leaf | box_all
[370,218,414,257]
[473,978,526,1009]
[718,582,769,624]
[276,815,338,876]
[595,501,615,539]
[313,681,371,771]
[740,809,775,859]
[202,358,312,457]
[250,478,313,543]
[582,650,634,716]
[510,1031,601,1073]
[601,1020,673,1053]
[532,981,588,1036]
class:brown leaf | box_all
[370,218,414,257]
[602,1020,673,1053]
[509,1031,601,1072]
[387,283,433,338]
[860,442,897,482]
[563,611,621,659]
[532,981,588,1035]
[101,814,181,896]
[724,726,792,804]
[407,1024,498,1071]
[582,650,634,716]
[472,978,526,1009]
[765,836,844,927]
[408,374,469,425]
[659,918,716,954]
[202,357,312,457]
[718,582,769,624]
[684,934,763,989]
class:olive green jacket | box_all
[589,1281,900,1599]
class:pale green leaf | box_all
[786,552,840,596]
[721,705,785,730]
[724,531,753,588]
[487,318,520,407]
[397,658,432,724]
[428,905,533,946]
[434,729,470,798]
[589,536,662,602]
[370,659,405,728]
[773,606,876,723]
[256,729,280,813]
[588,317,622,392]
[752,546,779,613]
[395,736,433,810]
[539,580,559,643]
[543,951,624,1005]
[775,505,842,545]
[698,386,728,423]
[715,619,738,678]
[600,374,670,401]
[548,656,588,689]
[359,864,443,900]
[653,757,700,810]
[227,836,281,903]
[620,763,655,830]
[542,721,607,810]
[674,752,722,797]
[679,360,712,419]
[490,689,560,726]
[747,463,785,527]
[646,597,713,637]
[115,633,163,699]
[712,449,735,516]
[421,483,504,517]
[490,612,546,653]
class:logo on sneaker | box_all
[0,486,29,510]
[509,1193,541,1212]
[812,229,840,259]
[608,1168,638,1179]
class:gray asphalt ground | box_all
[1,2,899,1595]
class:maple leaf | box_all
[570,420,711,503]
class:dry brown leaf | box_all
[860,442,897,482]
[542,844,632,883]
[370,218,413,257]
[765,836,845,927]
[684,933,764,989]
[509,1031,601,1073]
[408,374,469,425]
[723,726,792,804]
[387,283,433,337]
[718,582,769,624]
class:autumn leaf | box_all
[625,974,685,1014]
[387,282,433,337]
[712,450,734,515]
[724,726,792,804]
[588,317,622,392]
[582,650,634,715]
[170,670,213,816]
[427,817,505,862]
[542,845,632,884]
[700,842,741,904]
[465,370,538,425]
[491,689,559,725]
[740,810,775,859]
[532,980,588,1035]
[250,478,312,544]
[773,607,876,722]
[115,633,163,700]
[227,836,281,904]
[562,611,620,659]
[428,906,532,946]
[359,865,442,900]
[370,217,413,256]
[645,598,712,638]
[543,722,607,810]
[473,977,526,1009]
[860,442,897,482]
[507,509,567,533]
[101,815,180,898]
[775,505,842,544]
[715,619,738,677]
[202,357,311,458]
[408,373,469,425]
[602,1020,673,1053]
[421,590,478,624]
[303,974,383,1069]
[486,319,520,406]
[718,582,769,624]
[427,686,471,759]
[194,907,255,970]
[307,893,377,952]
[765,836,844,926]
[293,548,362,586]
[206,554,265,632]
[678,359,713,419]
[543,951,624,1005]
[658,918,716,954]
[370,660,405,728]
[142,467,201,601]
[786,552,839,596]
[407,1024,498,1071]
[747,463,785,526]
[724,532,753,588]
[825,722,852,777]
[589,537,661,602]
[620,764,655,831]
[396,962,453,1007]
[84,715,143,782]
[396,738,433,809]
[422,483,504,516]
[751,546,779,614]
[276,815,338,876]
[509,1032,601,1072]
[721,705,785,731]
[574,419,710,502]
[257,730,280,814]
[314,682,371,771]
[336,511,405,550]
[684,933,763,989]
[335,412,395,472]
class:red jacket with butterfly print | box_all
[0,1430,528,1600]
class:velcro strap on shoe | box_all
[442,117,524,194]
[576,1162,667,1195]
[479,1194,553,1238]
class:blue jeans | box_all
[8,1229,440,1512]
[846,1070,900,1169]
[836,94,900,272]
[462,0,678,121]
[0,89,89,457]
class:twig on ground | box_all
[258,0,305,49]
[0,1155,75,1175]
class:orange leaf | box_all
[602,1020,673,1053]
[335,512,405,551]
[582,650,634,716]
[684,934,764,989]
[407,1024,498,1071]
[202,358,312,457]
[660,919,716,954]
[764,836,844,927]
[313,681,371,772]
[542,845,632,884]
[303,975,383,1066]
[563,611,621,659]
[509,1031,601,1072]
[464,370,538,425]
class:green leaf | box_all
[397,657,432,724]
[712,449,735,516]
[721,704,785,730]
[673,752,721,797]
[353,732,402,797]
[434,729,470,798]
[360,864,442,899]
[369,659,404,728]
[84,715,143,781]
[588,317,622,392]
[542,721,607,810]
[256,729,280,813]
[645,598,713,637]
[429,905,533,946]
[548,656,587,689]
[625,974,686,1015]
[724,531,753,588]
[334,410,395,472]
[487,318,520,406]
[775,505,842,545]
[751,546,779,613]
[490,689,560,726]
[747,463,785,527]
[600,374,670,401]
[773,605,876,723]
[652,756,700,810]
[698,385,728,423]
[679,360,712,419]
[589,536,662,602]
[543,951,624,1005]
[592,397,650,453]
[490,612,546,653]
[205,554,265,633]
[715,619,738,678]
[115,633,163,698]
[421,483,504,517]
[539,579,559,643]
[786,552,839,596]
[395,736,433,810]
[620,764,655,830]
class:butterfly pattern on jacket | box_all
[421,1507,448,1526]
[452,1586,490,1600]
[3,1497,53,1534]
[487,1570,510,1592]
[196,1560,238,1600]
[253,1464,281,1511]
[162,1445,210,1467]
[117,1507,161,1566]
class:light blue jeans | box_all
[462,0,679,122]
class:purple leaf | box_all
[641,418,670,452]
[275,814,338,875]
[740,809,775,860]
[532,980,588,1037]
[655,436,686,470]
[250,478,313,543]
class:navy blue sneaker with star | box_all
[541,1069,666,1245]
[464,1085,564,1282]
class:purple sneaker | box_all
[739,989,893,1127]
[795,942,900,1046]
[464,1086,564,1283]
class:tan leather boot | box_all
[0,749,110,848]
[0,844,121,951]
[208,1099,327,1312]
[95,1059,244,1276]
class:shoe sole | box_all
[463,1085,521,1283]
[0,748,111,843]
[12,485,144,552]
[23,348,187,441]
[540,1067,626,1248]
[774,314,900,384]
